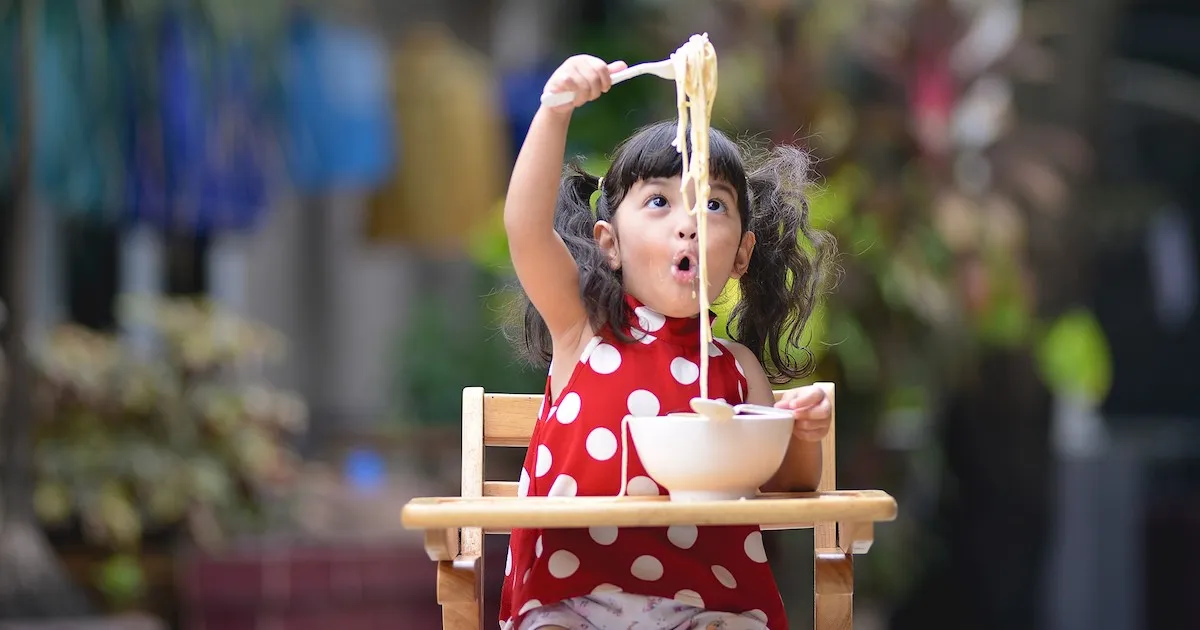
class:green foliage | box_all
[29,296,307,552]
[559,26,669,156]
[94,553,145,610]
[395,276,546,426]
[396,204,548,426]
[1036,309,1113,403]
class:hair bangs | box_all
[606,121,747,203]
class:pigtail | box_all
[729,144,837,383]
[507,162,631,367]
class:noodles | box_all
[670,34,719,401]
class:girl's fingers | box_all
[567,68,594,105]
[794,428,827,441]
[607,60,628,77]
[587,58,613,92]
[779,387,824,410]
[576,64,605,100]
[799,399,830,419]
[793,417,830,440]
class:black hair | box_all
[508,120,836,384]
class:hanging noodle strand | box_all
[670,34,719,401]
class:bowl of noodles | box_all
[624,409,794,502]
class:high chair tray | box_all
[401,490,897,531]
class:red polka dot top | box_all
[499,295,788,629]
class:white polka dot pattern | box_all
[517,468,530,497]
[556,392,581,424]
[534,445,552,477]
[669,356,700,385]
[498,297,783,629]
[588,526,618,546]
[625,476,660,496]
[588,343,622,374]
[547,550,580,579]
[547,474,577,497]
[667,525,698,549]
[674,589,705,608]
[635,306,666,332]
[626,389,660,417]
[744,531,768,564]
[712,565,737,589]
[585,427,618,461]
[630,555,664,581]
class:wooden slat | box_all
[437,557,484,630]
[484,481,517,497]
[814,551,854,630]
[402,490,896,531]
[814,382,838,550]
[460,388,484,557]
[481,521,815,534]
[482,393,542,447]
[480,483,816,532]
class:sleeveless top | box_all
[499,295,788,629]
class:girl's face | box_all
[593,175,756,318]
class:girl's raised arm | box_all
[503,55,625,343]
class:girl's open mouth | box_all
[671,255,698,284]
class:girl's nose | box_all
[674,209,698,240]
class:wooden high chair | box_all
[401,383,897,630]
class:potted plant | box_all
[28,295,307,618]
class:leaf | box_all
[188,457,235,506]
[827,313,879,388]
[34,480,73,525]
[712,277,831,376]
[94,553,146,607]
[1035,309,1113,403]
[466,199,513,272]
[97,485,142,549]
[809,164,868,228]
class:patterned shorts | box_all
[517,592,771,630]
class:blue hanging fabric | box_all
[282,10,395,192]
[500,64,554,154]
[0,7,18,190]
[126,4,275,235]
[32,0,127,216]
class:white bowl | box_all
[626,410,794,502]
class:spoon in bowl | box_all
[690,397,783,422]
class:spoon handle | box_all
[733,403,784,415]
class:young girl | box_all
[500,55,836,630]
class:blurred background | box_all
[0,0,1198,628]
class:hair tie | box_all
[597,176,605,192]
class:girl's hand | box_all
[543,55,628,112]
[774,385,831,442]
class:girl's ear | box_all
[594,220,621,270]
[730,230,756,279]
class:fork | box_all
[540,58,676,108]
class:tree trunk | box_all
[0,0,91,618]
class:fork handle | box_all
[539,61,669,108]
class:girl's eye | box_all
[647,195,668,209]
[706,198,727,213]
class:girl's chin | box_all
[640,290,715,319]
